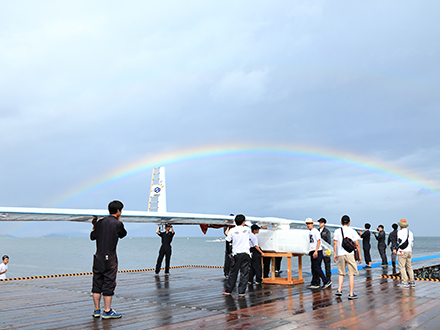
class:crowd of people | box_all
[358,219,415,286]
[2,200,416,320]
[221,214,415,301]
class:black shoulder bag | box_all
[397,230,410,250]
[341,228,357,253]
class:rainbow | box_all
[50,143,440,207]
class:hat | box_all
[305,218,314,224]
[251,224,261,231]
[318,218,326,224]
[398,219,409,228]
[165,223,172,227]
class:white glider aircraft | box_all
[0,167,360,254]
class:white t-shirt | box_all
[249,232,258,248]
[397,228,414,253]
[334,226,360,256]
[309,228,322,252]
[226,225,251,254]
[0,263,7,279]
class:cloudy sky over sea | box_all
[1,1,439,237]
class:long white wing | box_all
[0,206,298,226]
[0,206,367,233]
[0,167,367,232]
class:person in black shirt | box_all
[374,225,388,268]
[358,223,372,269]
[155,223,175,275]
[387,223,399,269]
[318,218,332,283]
[248,224,265,285]
[91,200,127,319]
[224,226,232,278]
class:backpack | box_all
[341,228,356,253]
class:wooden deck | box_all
[1,258,440,329]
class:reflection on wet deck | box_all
[1,258,440,329]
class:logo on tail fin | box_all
[148,167,167,212]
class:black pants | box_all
[263,256,282,278]
[378,244,387,265]
[92,253,118,296]
[363,245,372,264]
[309,250,328,286]
[155,245,172,274]
[224,250,231,276]
[322,255,331,282]
[225,253,250,294]
[390,247,397,265]
[248,248,262,283]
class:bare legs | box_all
[338,274,355,296]
[93,293,113,312]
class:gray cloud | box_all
[1,1,440,237]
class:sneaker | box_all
[307,284,320,289]
[101,309,122,319]
[238,293,246,297]
[381,265,388,268]
[398,283,410,288]
[322,281,332,289]
[165,273,170,275]
[255,282,261,285]
[335,291,342,296]
[222,291,231,295]
[409,282,416,287]
[363,266,372,269]
[93,309,100,318]
[348,294,358,300]
[248,282,252,285]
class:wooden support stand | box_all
[262,252,304,285]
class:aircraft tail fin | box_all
[148,167,167,212]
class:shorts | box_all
[92,253,118,296]
[337,254,359,276]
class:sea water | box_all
[0,236,439,278]
[0,237,226,278]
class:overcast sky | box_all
[1,1,440,237]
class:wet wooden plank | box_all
[2,262,440,329]
[386,302,440,330]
